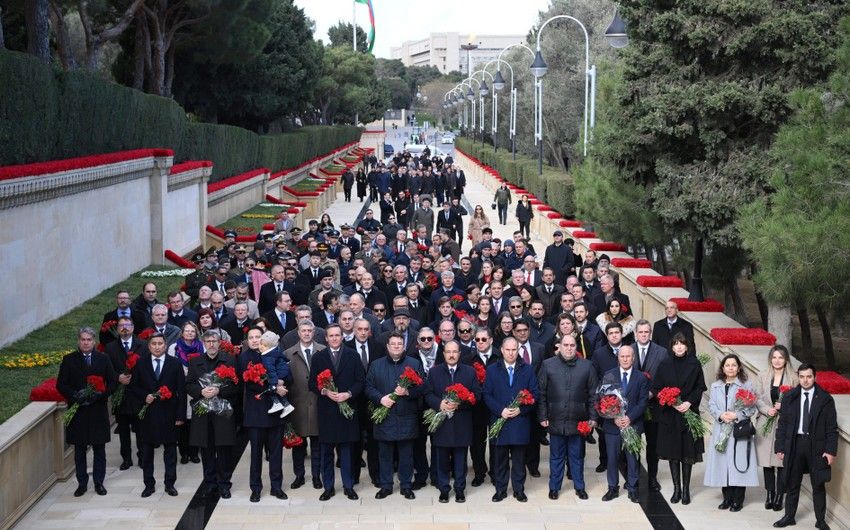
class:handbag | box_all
[732,418,755,473]
[491,203,496,210]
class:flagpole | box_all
[353,0,357,51]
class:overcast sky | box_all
[295,0,551,58]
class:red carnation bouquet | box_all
[450,294,465,308]
[715,387,758,453]
[577,420,593,437]
[317,369,354,419]
[282,422,304,449]
[424,272,439,291]
[220,340,241,356]
[30,378,66,402]
[595,386,643,455]
[111,352,140,415]
[63,375,106,426]
[138,385,173,419]
[138,328,155,340]
[243,362,272,400]
[194,364,239,417]
[487,389,535,440]
[473,362,487,384]
[423,383,476,432]
[657,386,708,440]
[371,366,424,423]
[760,384,793,436]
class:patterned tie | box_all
[622,371,629,391]
[521,345,530,364]
[508,365,514,386]
[84,353,92,367]
[449,366,455,383]
[154,358,161,380]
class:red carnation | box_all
[473,362,487,384]
[371,366,424,423]
[577,420,592,437]
[87,375,106,393]
[316,369,354,419]
[422,382,476,432]
[487,388,535,439]
[137,385,172,419]
[214,364,239,384]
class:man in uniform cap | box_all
[203,247,219,271]
[184,253,212,305]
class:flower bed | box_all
[636,275,684,288]
[207,167,267,194]
[559,220,583,228]
[170,160,213,174]
[29,377,66,402]
[816,372,850,395]
[710,328,776,346]
[547,212,563,219]
[0,148,173,181]
[3,350,72,369]
[670,297,725,312]
[571,231,597,239]
[589,242,627,252]
[611,258,653,268]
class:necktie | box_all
[157,327,164,334]
[332,350,340,368]
[279,313,286,329]
[802,391,811,434]
[123,341,130,353]
[449,367,455,382]
[219,282,225,293]
[276,283,282,293]
[411,301,417,309]
[640,347,647,369]
[328,313,334,324]
[84,354,92,366]
[622,371,629,390]
[668,321,673,331]
[508,365,514,386]
[360,344,368,367]
[154,358,161,379]
[547,286,552,294]
[313,269,318,281]
[526,271,532,284]
[521,345,530,364]
[304,348,312,368]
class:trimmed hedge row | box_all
[0,51,360,182]
[455,137,575,218]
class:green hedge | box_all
[455,137,575,217]
[0,51,360,181]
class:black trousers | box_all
[74,444,106,487]
[141,442,177,488]
[764,465,786,493]
[116,413,141,464]
[435,446,468,493]
[471,412,494,478]
[597,426,608,465]
[413,429,434,484]
[344,187,352,201]
[247,425,283,493]
[784,435,827,523]
[378,439,414,489]
[353,426,379,485]
[200,428,233,490]
[518,221,530,239]
[292,435,322,480]
[644,419,660,480]
[492,444,526,494]
[178,422,198,459]
[525,418,542,472]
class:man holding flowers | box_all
[105,316,147,471]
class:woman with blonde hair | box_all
[468,205,491,247]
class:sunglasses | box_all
[509,304,522,309]
[474,337,489,342]
[458,328,472,333]
[418,337,434,342]
[374,308,387,312]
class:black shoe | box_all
[270,489,288,499]
[670,489,682,504]
[513,492,528,502]
[190,455,200,463]
[492,491,507,502]
[540,435,550,446]
[729,502,742,512]
[344,488,358,500]
[165,486,178,496]
[773,493,784,511]
[141,486,155,498]
[438,491,449,503]
[773,515,796,527]
[628,491,639,503]
[411,480,427,490]
[575,489,588,500]
[180,456,189,464]
[718,500,732,510]
[319,489,335,501]
[815,522,830,530]
[219,489,231,499]
[471,475,485,487]
[595,463,607,473]
[401,488,415,500]
[94,484,107,496]
[455,492,465,503]
[73,485,87,497]
[602,488,619,501]
[291,476,305,489]
[119,460,133,471]
[765,491,775,510]
[250,491,261,502]
[649,479,662,492]
[548,489,559,500]
[375,488,392,499]
[528,469,541,478]
[312,478,323,490]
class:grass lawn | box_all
[217,203,287,234]
[0,266,186,424]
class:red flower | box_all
[30,378,66,402]
[282,423,304,448]
[473,362,487,384]
[100,320,118,334]
[219,341,239,356]
[125,352,140,372]
[596,395,622,417]
[657,386,681,407]
[516,389,535,406]
[157,385,173,400]
[316,369,334,390]
[242,362,268,384]
[87,375,106,393]
[96,343,105,352]
[138,329,155,340]
[779,385,792,394]
[214,365,239,385]
[577,421,592,437]
[735,388,758,408]
[188,353,201,361]
[450,294,465,308]
[401,366,424,387]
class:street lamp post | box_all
[472,70,494,145]
[494,43,535,160]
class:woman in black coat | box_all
[394,191,412,227]
[515,195,534,240]
[379,193,395,224]
[356,169,368,202]
[651,333,707,505]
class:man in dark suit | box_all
[600,346,648,503]
[129,333,187,498]
[57,327,118,497]
[185,331,239,498]
[470,328,500,486]
[166,291,198,328]
[773,364,839,530]
[405,284,429,324]
[147,304,181,346]
[579,265,599,297]
[536,269,565,316]
[105,317,148,470]
[259,265,292,314]
[520,255,543,288]
[435,202,461,241]
[591,322,625,474]
[100,290,148,346]
[263,290,296,338]
[574,303,604,360]
[308,324,366,501]
[510,319,544,477]
[339,225,361,254]
[588,274,631,320]
[426,340,482,503]
[428,270,465,320]
[131,282,160,323]
[218,301,252,346]
[312,291,340,329]
[633,319,668,491]
[483,337,540,502]
[652,299,696,353]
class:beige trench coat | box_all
[754,367,798,468]
[284,343,326,437]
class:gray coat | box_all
[703,378,759,487]
[411,207,435,238]
[536,356,598,436]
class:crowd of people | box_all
[55,150,838,529]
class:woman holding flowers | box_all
[168,321,203,463]
[651,333,707,506]
[754,345,797,511]
[704,353,759,511]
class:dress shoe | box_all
[401,488,415,500]
[628,491,639,503]
[528,469,541,478]
[540,435,550,446]
[119,460,133,471]
[165,486,178,496]
[375,488,392,499]
[219,489,231,499]
[270,489,288,499]
[291,476,305,489]
[602,488,619,501]
[319,489,335,501]
[471,475,485,487]
[513,492,528,502]
[73,485,87,497]
[250,491,261,502]
[312,478,323,490]
[548,489,559,500]
[189,455,200,463]
[455,492,465,503]
[718,500,731,510]
[729,502,742,512]
[595,463,607,473]
[343,488,358,500]
[815,522,831,530]
[94,484,107,496]
[180,456,189,464]
[575,489,588,500]
[773,515,796,528]
[586,433,596,444]
[438,491,449,503]
[411,480,427,490]
[649,479,662,492]
[492,490,507,502]
[141,486,155,498]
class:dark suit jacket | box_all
[258,282,285,315]
[263,309,296,337]
[591,344,620,379]
[238,348,286,429]
[105,337,148,415]
[100,309,149,345]
[436,209,462,233]
[344,338,387,370]
[312,309,338,329]
[56,350,117,445]
[516,341,544,373]
[219,316,251,345]
[775,384,839,485]
[600,367,648,435]
[425,363,482,447]
[652,317,696,353]
[482,360,540,446]
[308,346,366,443]
[129,353,187,445]
[577,321,605,359]
[185,353,238,446]
[168,308,198,328]
[588,291,631,320]
[635,341,668,376]
[537,284,565,316]
[339,237,361,253]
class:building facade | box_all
[391,33,526,74]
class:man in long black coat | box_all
[186,331,239,498]
[308,323,365,501]
[129,333,187,497]
[105,317,148,470]
[425,340,482,503]
[57,327,117,496]
[652,299,696,353]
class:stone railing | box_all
[454,147,850,529]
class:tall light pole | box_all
[472,70,494,145]
[494,43,535,160]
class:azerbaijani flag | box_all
[355,0,376,53]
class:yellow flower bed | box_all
[241,214,276,219]
[2,350,73,369]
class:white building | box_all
[391,33,526,74]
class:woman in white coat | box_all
[704,353,759,512]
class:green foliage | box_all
[0,49,360,180]
[738,18,850,307]
[327,21,368,52]
[316,46,389,124]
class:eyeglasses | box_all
[418,337,434,342]
[373,308,387,313]
[458,328,472,333]
[509,304,522,309]
[514,328,529,333]
[474,337,489,342]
